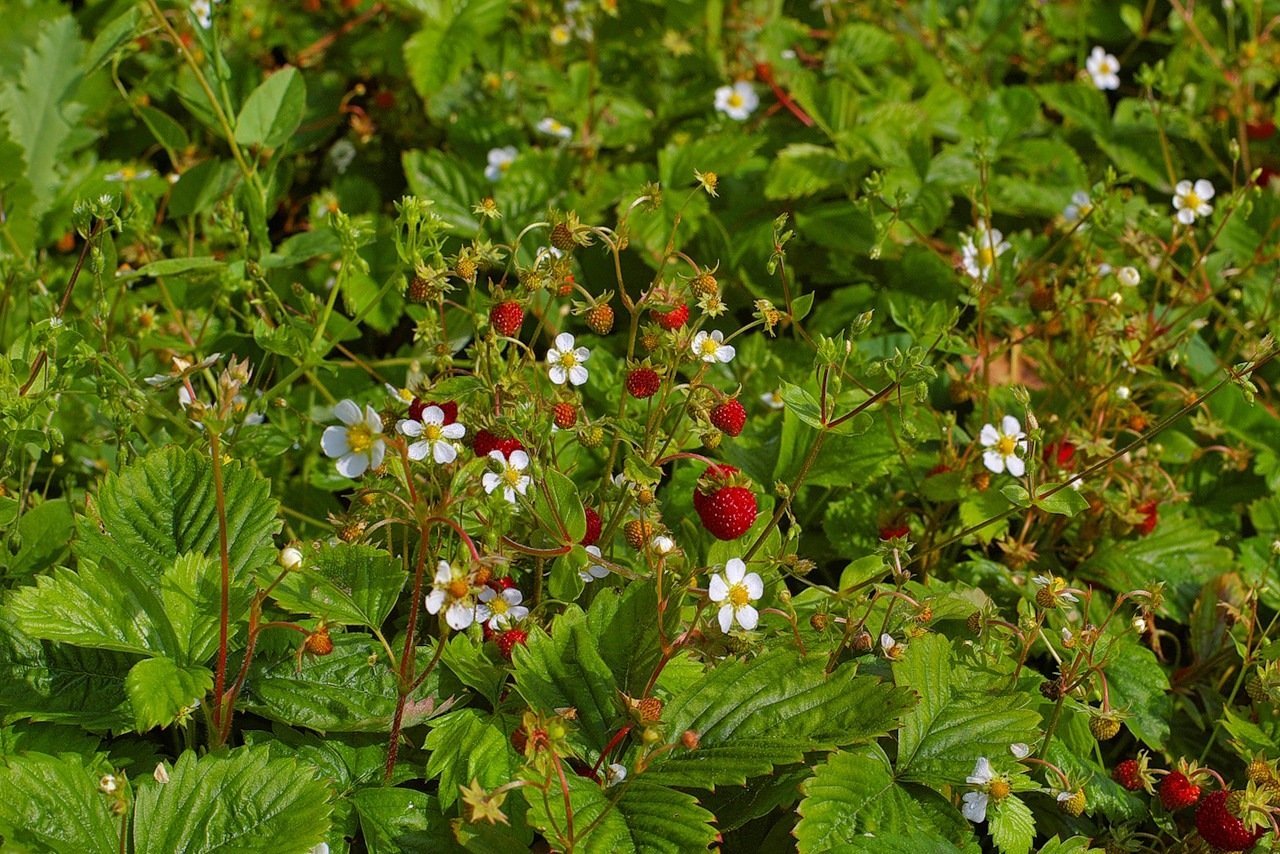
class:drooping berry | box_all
[454,257,477,283]
[497,628,528,661]
[586,303,615,335]
[693,476,758,541]
[650,303,689,330]
[490,301,524,336]
[1043,440,1077,469]
[1090,713,1122,741]
[709,399,747,437]
[879,523,910,541]
[624,519,655,549]
[305,626,334,656]
[552,402,577,429]
[691,270,718,298]
[495,436,525,457]
[550,222,575,251]
[473,429,500,457]
[1136,500,1158,536]
[409,398,458,425]
[1060,789,1086,816]
[581,508,602,546]
[626,367,661,399]
[1194,789,1264,850]
[407,275,432,304]
[1112,759,1145,791]
[1160,771,1202,811]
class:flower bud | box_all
[279,546,304,571]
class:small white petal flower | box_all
[279,547,304,571]
[1173,179,1215,224]
[1117,266,1141,287]
[1085,46,1120,90]
[961,224,1011,281]
[478,586,529,630]
[580,545,610,582]
[978,415,1027,477]
[708,558,763,632]
[484,146,518,182]
[1010,743,1031,760]
[537,117,573,140]
[425,560,482,630]
[190,0,212,28]
[605,763,627,786]
[714,81,759,121]
[321,400,386,479]
[760,390,785,410]
[550,23,572,46]
[1116,385,1131,400]
[483,449,531,504]
[546,332,590,386]
[399,406,466,465]
[962,791,989,824]
[1062,190,1092,224]
[651,535,676,555]
[691,329,735,364]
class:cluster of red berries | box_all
[472,428,525,458]
[1112,758,1271,850]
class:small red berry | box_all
[1043,440,1076,469]
[510,728,527,752]
[1195,789,1264,850]
[581,508,602,546]
[626,368,661,399]
[495,437,525,457]
[1159,771,1202,811]
[1112,759,1144,791]
[694,469,758,541]
[497,628,528,660]
[490,301,524,337]
[709,399,747,437]
[650,303,689,330]
[1136,500,1158,536]
[585,304,615,335]
[473,429,500,457]
[373,90,396,111]
[552,402,578,429]
[487,576,518,592]
[879,523,910,541]
[1246,120,1276,141]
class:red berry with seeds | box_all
[879,523,910,541]
[553,402,578,429]
[1136,500,1158,536]
[1112,759,1144,791]
[473,429,500,457]
[582,508,602,546]
[586,304,615,335]
[1195,790,1265,850]
[650,303,689,330]
[1159,771,1202,811]
[710,399,747,437]
[694,467,758,540]
[626,367,661,399]
[490,301,524,336]
[495,436,525,457]
[497,628,528,661]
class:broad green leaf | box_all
[402,149,483,232]
[168,158,239,217]
[440,633,507,704]
[894,634,1040,784]
[1,496,72,578]
[132,747,331,854]
[353,788,461,854]
[764,143,849,199]
[272,543,406,630]
[74,446,279,588]
[84,6,138,72]
[234,66,306,149]
[131,256,225,278]
[125,657,212,732]
[424,709,520,808]
[242,635,445,732]
[1033,484,1089,517]
[613,781,719,853]
[160,553,231,664]
[404,0,510,101]
[584,582,674,696]
[531,468,586,543]
[0,752,117,854]
[647,649,915,788]
[795,744,976,853]
[521,769,631,853]
[987,794,1035,854]
[1099,637,1170,749]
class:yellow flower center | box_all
[347,422,374,454]
[996,435,1017,456]
[728,583,751,607]
[423,423,443,441]
[1184,191,1202,208]
[701,338,720,356]
[728,92,744,108]
[490,597,509,615]
[504,466,523,487]
[447,579,469,599]
[559,351,578,368]
[988,778,1011,800]
[120,166,137,180]
[979,245,995,267]
[1100,59,1114,74]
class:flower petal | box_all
[336,452,368,478]
[445,601,474,630]
[1005,455,1026,477]
[554,332,575,352]
[425,589,446,615]
[736,604,759,630]
[1000,415,1021,436]
[333,399,362,425]
[510,450,529,470]
[568,365,588,386]
[482,472,500,493]
[718,604,734,634]
[321,425,350,458]
[724,558,745,584]
[406,441,430,461]
[982,450,1006,474]
[978,423,999,447]
[744,572,764,600]
[708,573,728,602]
[433,441,458,465]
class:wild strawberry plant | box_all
[1,1,1280,853]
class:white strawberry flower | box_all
[1062,190,1091,225]
[399,405,466,464]
[190,0,212,28]
[963,757,1002,823]
[321,399,386,478]
[1173,179,1215,224]
[961,223,1011,281]
[537,117,573,140]
[714,81,759,121]
[278,546,304,571]
[482,449,531,503]
[605,763,627,787]
[580,545,610,582]
[708,558,763,632]
[385,383,416,405]
[761,390,785,410]
[1085,46,1120,90]
[692,329,735,364]
[651,535,676,555]
[425,560,488,630]
[485,146,518,182]
[1010,743,1031,760]
[478,586,529,630]
[979,415,1027,477]
[1117,266,1141,287]
[880,633,905,659]
[1033,573,1078,604]
[546,332,590,386]
[105,165,155,183]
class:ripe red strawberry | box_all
[495,436,525,457]
[581,507,602,546]
[473,429,500,457]
[1195,790,1265,850]
[552,402,577,429]
[626,368,661,399]
[497,628,528,661]
[879,523,910,541]
[710,399,746,437]
[1043,440,1076,469]
[694,467,758,541]
[490,301,524,336]
[487,575,518,592]
[1160,771,1202,811]
[650,303,689,330]
[1136,500,1158,536]
[408,398,458,425]
[1246,120,1276,141]
[1112,759,1144,791]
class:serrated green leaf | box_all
[521,769,631,853]
[0,752,117,854]
[404,0,510,101]
[583,582,673,696]
[894,634,1041,784]
[234,66,306,149]
[132,746,331,854]
[353,788,461,854]
[764,143,849,200]
[531,468,586,544]
[988,794,1035,854]
[1099,637,1170,749]
[272,543,405,630]
[1033,484,1089,517]
[613,781,719,853]
[125,657,212,732]
[425,709,520,809]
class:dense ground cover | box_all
[2,0,1280,851]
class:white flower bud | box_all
[1118,266,1141,287]
[279,546,304,571]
